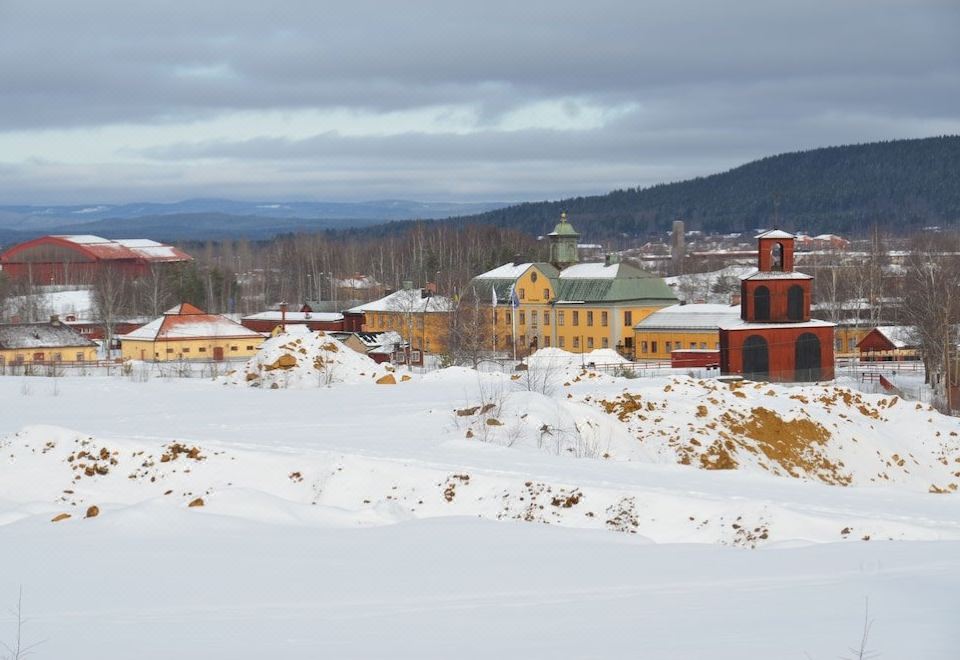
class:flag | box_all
[491,285,497,307]
[510,284,520,309]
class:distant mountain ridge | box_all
[0,199,510,242]
[447,136,960,238]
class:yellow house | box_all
[834,323,873,357]
[119,303,265,362]
[632,303,740,360]
[0,319,98,367]
[348,286,453,357]
[470,214,678,356]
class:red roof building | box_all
[0,235,192,284]
[719,230,835,381]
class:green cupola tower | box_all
[548,212,579,269]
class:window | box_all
[182,347,190,353]
[559,336,565,348]
[690,342,696,349]
[544,337,551,347]
[835,338,842,350]
[53,352,62,362]
[848,338,856,351]
[543,311,550,325]
[558,311,565,326]
[410,350,422,363]
[624,337,633,349]
[587,337,594,348]
[699,342,706,349]
[199,347,207,353]
[530,272,538,283]
[572,311,580,326]
[641,341,648,354]
[601,311,608,327]
[651,341,657,354]
[247,345,254,350]
[624,311,633,326]
[530,311,537,325]
[231,346,238,351]
[543,289,550,300]
[519,311,525,325]
[417,317,424,330]
[14,355,24,364]
[506,312,512,324]
[166,348,174,354]
[32,352,44,362]
[573,337,580,349]
[602,338,609,348]
[587,311,594,326]
[714,342,719,349]
[519,288,525,300]
[493,310,498,325]
[666,341,672,352]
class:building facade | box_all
[719,230,835,381]
[349,286,453,357]
[0,319,98,367]
[471,214,677,356]
[119,303,265,362]
[0,235,192,284]
[633,303,739,360]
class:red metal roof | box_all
[0,235,192,264]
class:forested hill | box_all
[449,136,960,238]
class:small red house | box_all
[241,307,345,334]
[719,230,835,381]
[857,326,918,361]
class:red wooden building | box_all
[0,235,192,284]
[719,230,835,381]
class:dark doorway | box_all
[213,346,224,361]
[787,285,804,321]
[754,286,771,321]
[742,335,769,380]
[794,333,821,381]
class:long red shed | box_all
[0,235,192,284]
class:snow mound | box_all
[228,330,400,388]
[583,376,960,491]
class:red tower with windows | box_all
[719,230,834,381]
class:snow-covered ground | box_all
[1,358,958,658]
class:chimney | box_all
[604,253,620,266]
[279,301,288,333]
[425,281,437,295]
[50,314,61,326]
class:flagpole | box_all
[491,286,497,357]
[511,286,518,363]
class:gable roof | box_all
[0,322,97,350]
[755,229,795,240]
[120,304,262,341]
[859,325,917,349]
[634,304,741,330]
[346,289,454,314]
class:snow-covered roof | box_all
[242,311,344,323]
[719,319,835,331]
[635,304,741,330]
[755,229,795,240]
[0,321,96,350]
[46,235,191,262]
[558,263,622,279]
[120,304,262,341]
[868,326,917,349]
[347,289,454,314]
[742,270,812,281]
[474,263,535,279]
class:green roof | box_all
[547,213,579,237]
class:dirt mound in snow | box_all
[229,331,395,388]
[587,377,960,491]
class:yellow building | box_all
[348,286,454,358]
[470,214,678,356]
[834,324,873,357]
[632,303,740,360]
[0,319,98,367]
[119,303,265,362]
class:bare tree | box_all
[900,233,960,404]
[1,587,41,660]
[92,265,131,355]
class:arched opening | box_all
[794,332,822,381]
[742,335,769,380]
[787,285,804,321]
[754,286,771,321]
[770,242,784,271]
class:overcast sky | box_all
[1,0,958,204]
